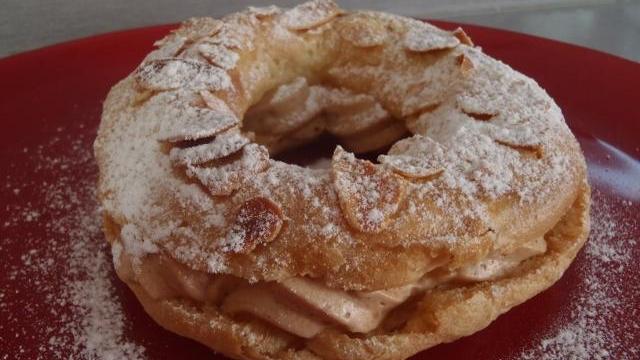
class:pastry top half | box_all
[94,0,586,294]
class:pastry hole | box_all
[272,133,392,167]
[241,77,404,168]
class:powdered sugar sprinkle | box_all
[517,189,639,360]
[1,127,146,359]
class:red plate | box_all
[1,22,639,359]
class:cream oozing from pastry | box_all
[115,237,546,339]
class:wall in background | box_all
[1,0,612,57]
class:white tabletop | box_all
[1,0,638,61]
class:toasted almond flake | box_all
[326,103,389,136]
[187,143,269,196]
[281,0,342,31]
[198,43,239,70]
[270,77,309,106]
[464,111,495,121]
[245,77,310,118]
[494,140,544,159]
[456,93,500,119]
[403,21,460,52]
[199,90,235,113]
[148,91,238,142]
[207,20,255,51]
[175,17,224,41]
[453,27,474,46]
[220,197,283,253]
[332,146,405,233]
[245,78,321,135]
[268,88,324,133]
[379,135,446,178]
[146,36,187,61]
[482,124,544,157]
[134,58,232,91]
[322,88,376,114]
[324,89,390,136]
[456,54,475,74]
[169,129,250,166]
[338,15,387,48]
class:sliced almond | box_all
[464,111,495,121]
[331,146,405,233]
[170,129,250,166]
[150,91,238,142]
[135,58,232,91]
[145,36,187,61]
[220,197,283,253]
[174,17,224,42]
[246,77,310,116]
[245,80,322,135]
[453,27,474,46]
[456,54,474,74]
[326,102,389,137]
[323,88,375,115]
[403,21,459,52]
[380,155,444,179]
[457,95,499,121]
[281,0,342,31]
[338,15,387,48]
[199,90,235,113]
[324,89,389,136]
[207,22,255,51]
[187,143,269,196]
[269,77,311,110]
[484,124,543,158]
[379,135,445,178]
[494,140,544,159]
[198,43,240,70]
[267,93,324,134]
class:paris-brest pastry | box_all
[94,1,590,358]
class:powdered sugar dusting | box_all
[1,127,145,359]
[338,14,387,48]
[220,197,283,254]
[169,129,249,166]
[135,58,232,91]
[147,90,238,142]
[517,189,639,360]
[197,43,239,70]
[186,143,270,196]
[332,147,404,233]
[403,19,459,52]
[280,0,341,31]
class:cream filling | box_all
[116,237,546,339]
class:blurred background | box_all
[1,0,638,61]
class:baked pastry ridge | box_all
[94,1,590,359]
